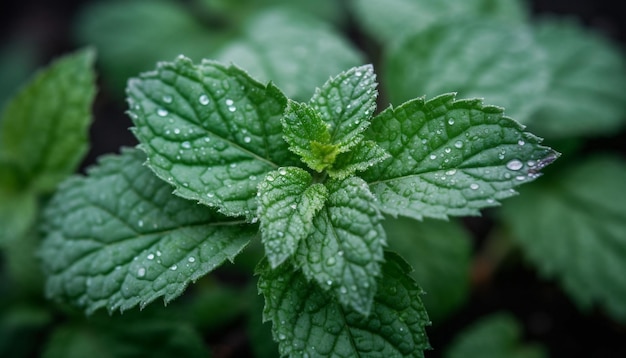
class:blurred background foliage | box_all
[0,0,625,357]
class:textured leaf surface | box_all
[363,94,558,220]
[128,57,296,219]
[217,9,362,101]
[295,177,385,314]
[445,313,546,358]
[42,315,210,358]
[258,253,430,357]
[528,19,626,138]
[329,140,390,180]
[385,217,471,321]
[385,21,547,123]
[258,167,328,268]
[310,64,377,152]
[40,149,254,313]
[502,157,626,321]
[282,100,333,172]
[351,0,526,43]
[0,48,95,192]
[75,1,222,93]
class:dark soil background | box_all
[1,1,625,357]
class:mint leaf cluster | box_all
[40,56,558,357]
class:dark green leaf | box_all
[528,18,626,138]
[364,94,558,220]
[385,21,548,123]
[40,149,254,313]
[258,253,431,357]
[385,217,471,321]
[502,157,626,321]
[0,48,95,192]
[128,57,296,219]
[445,313,546,358]
[217,8,363,101]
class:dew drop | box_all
[279,168,287,175]
[279,334,286,341]
[137,267,146,277]
[228,106,236,112]
[445,169,457,176]
[355,71,362,77]
[156,250,162,257]
[516,175,526,181]
[188,257,195,263]
[147,254,155,260]
[448,118,455,125]
[157,108,168,117]
[203,137,211,142]
[181,141,191,149]
[506,159,523,171]
[470,183,479,190]
[340,286,348,294]
[243,136,251,143]
[225,99,234,106]
[174,128,180,134]
[454,140,464,149]
[326,257,336,266]
[429,154,437,160]
[162,95,173,103]
[138,220,144,227]
[199,94,210,105]
[326,280,333,286]
[444,147,451,153]
[170,264,178,271]
[207,193,214,198]
[518,140,526,146]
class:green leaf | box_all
[310,64,377,152]
[385,217,471,321]
[258,167,328,268]
[385,21,548,123]
[217,8,363,101]
[42,315,210,358]
[295,176,386,315]
[75,0,224,94]
[282,100,333,172]
[445,313,546,358]
[40,148,254,313]
[363,94,559,220]
[0,48,96,192]
[127,57,296,220]
[351,0,527,44]
[258,252,431,357]
[501,157,626,322]
[527,19,626,138]
[329,140,390,180]
[0,189,37,245]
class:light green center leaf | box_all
[127,56,298,220]
[257,167,328,268]
[310,64,378,152]
[363,93,559,220]
[40,149,255,313]
[258,252,431,357]
[295,176,386,315]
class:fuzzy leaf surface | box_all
[363,94,558,220]
[502,157,626,322]
[282,100,333,171]
[40,149,254,313]
[352,0,526,44]
[310,64,377,152]
[329,140,390,180]
[445,313,546,358]
[258,167,328,268]
[385,217,471,321]
[217,9,362,101]
[0,48,95,192]
[295,176,385,315]
[385,21,547,123]
[258,253,430,357]
[529,19,626,138]
[128,57,297,220]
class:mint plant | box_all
[38,56,557,356]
